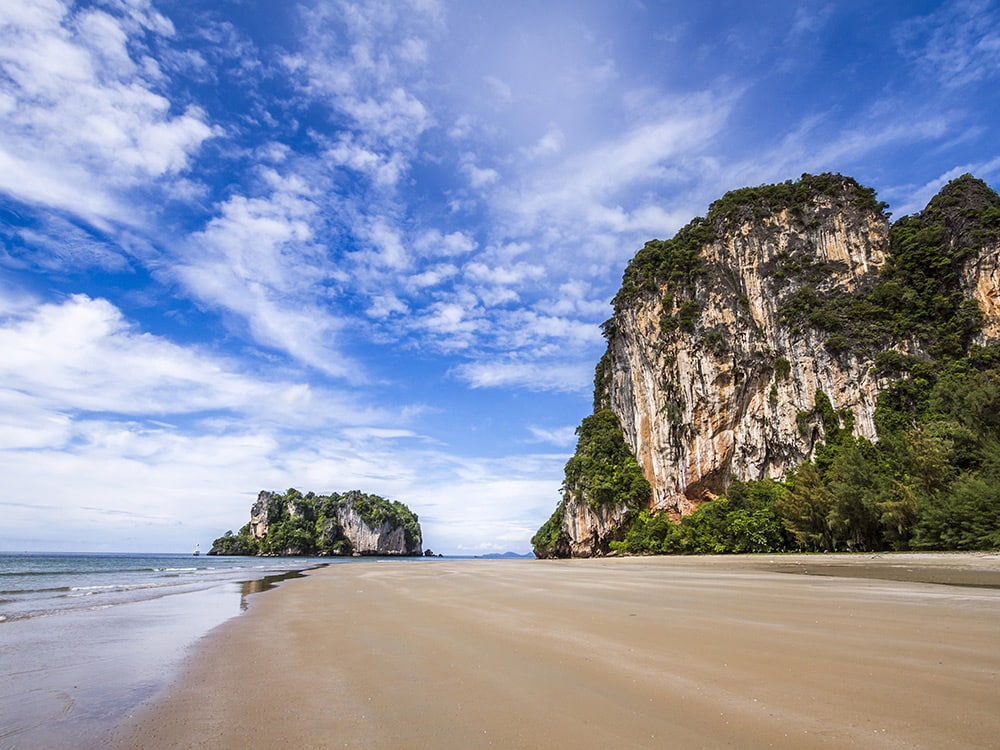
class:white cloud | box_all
[508,311,603,350]
[367,293,410,319]
[407,263,459,290]
[175,171,359,377]
[787,3,835,39]
[361,218,411,270]
[413,229,477,258]
[523,125,565,159]
[0,0,215,226]
[8,216,133,273]
[290,0,440,163]
[460,151,501,189]
[526,424,578,447]
[541,280,615,319]
[464,261,545,287]
[0,294,344,421]
[895,0,1000,89]
[0,389,73,451]
[326,136,405,186]
[448,113,474,139]
[489,93,733,247]
[419,299,483,349]
[453,357,593,393]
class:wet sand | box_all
[107,553,1000,749]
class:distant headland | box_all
[209,489,423,557]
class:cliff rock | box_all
[537,173,1000,557]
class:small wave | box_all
[0,586,72,596]
[0,601,117,623]
[0,570,80,578]
[0,565,166,578]
[65,582,163,597]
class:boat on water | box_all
[192,544,200,556]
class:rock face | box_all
[965,249,1000,340]
[561,496,635,557]
[327,503,412,556]
[604,178,888,518]
[541,173,1000,556]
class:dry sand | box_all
[106,553,1000,749]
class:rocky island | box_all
[209,489,422,556]
[535,173,1000,557]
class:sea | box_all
[0,551,332,749]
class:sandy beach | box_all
[106,553,1000,749]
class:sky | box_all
[1,0,999,555]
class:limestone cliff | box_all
[328,501,414,556]
[604,175,890,518]
[210,488,422,556]
[536,173,1000,557]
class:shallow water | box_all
[0,552,325,623]
[0,552,329,750]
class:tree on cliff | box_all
[532,410,650,558]
[563,410,651,510]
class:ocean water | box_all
[0,551,325,623]
[0,552,330,750]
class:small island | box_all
[209,488,422,556]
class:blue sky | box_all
[1,0,998,554]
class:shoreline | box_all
[107,552,1000,749]
[0,557,328,750]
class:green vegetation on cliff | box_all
[531,498,569,559]
[610,480,789,555]
[708,172,888,226]
[777,174,1000,359]
[613,172,887,316]
[563,410,651,510]
[531,410,651,558]
[210,488,422,556]
[614,219,711,314]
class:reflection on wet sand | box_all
[240,567,320,609]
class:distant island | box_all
[210,489,422,557]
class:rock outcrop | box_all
[605,177,888,518]
[537,173,1000,556]
[210,488,422,556]
[560,495,636,557]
